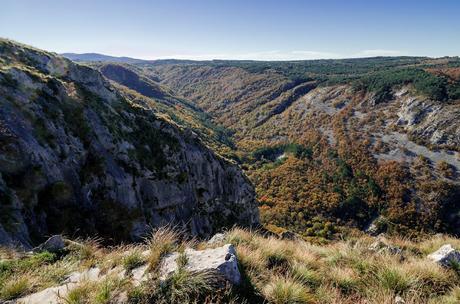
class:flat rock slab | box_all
[16,283,78,304]
[131,264,150,286]
[428,244,460,267]
[16,267,102,304]
[160,244,241,285]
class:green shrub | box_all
[0,72,18,88]
[252,143,312,162]
[377,267,415,294]
[49,181,73,202]
[122,250,145,273]
[34,117,55,147]
[62,104,92,147]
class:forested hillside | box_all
[91,55,460,239]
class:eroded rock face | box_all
[396,94,460,148]
[0,39,259,248]
[427,244,460,267]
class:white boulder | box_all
[427,244,460,267]
[161,244,241,285]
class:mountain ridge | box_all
[61,51,460,64]
[61,52,151,64]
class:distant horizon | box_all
[58,49,427,61]
[3,37,459,62]
[60,50,459,62]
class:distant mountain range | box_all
[61,52,202,65]
[61,52,152,64]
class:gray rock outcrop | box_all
[365,216,388,236]
[207,232,226,245]
[32,235,65,253]
[427,244,460,267]
[396,93,460,148]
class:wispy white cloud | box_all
[153,50,339,61]
[151,49,406,61]
[353,49,406,57]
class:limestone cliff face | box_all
[0,40,259,248]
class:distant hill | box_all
[61,52,151,64]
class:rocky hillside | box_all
[0,39,259,248]
[95,63,236,156]
[110,58,460,237]
[42,48,460,238]
[146,60,460,150]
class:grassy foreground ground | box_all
[1,228,460,303]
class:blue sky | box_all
[1,0,459,60]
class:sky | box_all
[1,0,459,61]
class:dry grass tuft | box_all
[263,276,315,304]
[147,226,180,271]
[122,248,146,273]
[0,276,31,300]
